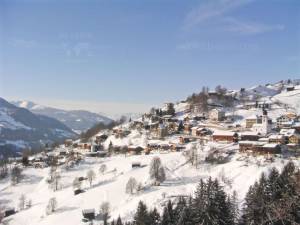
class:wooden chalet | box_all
[212,131,238,143]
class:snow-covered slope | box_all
[12,101,113,133]
[1,151,298,225]
[0,98,76,155]
[272,85,300,114]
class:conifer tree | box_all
[149,207,160,225]
[133,201,151,225]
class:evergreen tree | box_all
[116,216,123,225]
[161,200,176,225]
[149,207,160,225]
[174,197,186,221]
[133,201,151,225]
[241,162,300,225]
[176,207,194,225]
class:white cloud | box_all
[182,0,284,36]
[223,17,285,34]
[184,0,253,29]
[10,39,38,48]
[176,41,201,50]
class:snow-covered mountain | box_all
[0,98,76,156]
[12,101,114,133]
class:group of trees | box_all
[241,162,300,225]
[149,157,166,185]
[80,117,127,142]
[187,85,235,112]
[125,157,166,195]
[113,162,300,225]
[187,87,209,113]
[48,166,61,191]
[113,177,237,225]
[149,103,175,117]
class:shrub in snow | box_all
[46,197,57,215]
[11,166,22,185]
[126,177,137,195]
[18,194,26,211]
[0,165,8,180]
[86,170,96,187]
[99,201,110,224]
[136,182,144,193]
[99,164,107,175]
[26,199,32,209]
[149,157,166,184]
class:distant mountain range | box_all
[11,101,114,133]
[0,98,76,157]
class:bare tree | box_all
[99,201,110,225]
[11,166,22,185]
[46,197,57,215]
[72,177,81,190]
[0,205,4,223]
[185,144,198,167]
[149,157,166,184]
[86,170,96,187]
[49,171,61,191]
[0,164,8,180]
[99,164,107,175]
[18,194,26,211]
[126,177,137,195]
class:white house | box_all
[209,108,225,122]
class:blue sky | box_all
[0,0,299,114]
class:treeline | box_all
[80,116,126,142]
[187,85,235,110]
[112,162,300,225]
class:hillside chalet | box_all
[212,131,238,143]
[239,141,281,154]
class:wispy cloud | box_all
[176,41,201,50]
[183,0,284,36]
[10,38,38,48]
[62,42,93,57]
[222,17,285,35]
[184,0,253,29]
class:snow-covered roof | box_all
[246,115,260,120]
[279,129,297,136]
[263,143,280,148]
[213,130,236,136]
[240,131,259,136]
[268,134,284,139]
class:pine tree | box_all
[174,197,186,221]
[116,216,123,225]
[149,207,160,225]
[176,207,193,225]
[134,201,151,225]
[161,201,175,225]
[241,163,300,225]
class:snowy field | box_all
[1,151,299,225]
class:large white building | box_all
[251,110,271,136]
